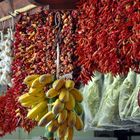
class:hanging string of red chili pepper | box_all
[75,0,140,84]
[0,9,79,136]
[0,95,6,136]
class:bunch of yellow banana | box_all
[17,74,54,121]
[38,79,84,140]
[18,75,84,140]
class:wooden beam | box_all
[0,4,37,22]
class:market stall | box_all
[0,0,140,140]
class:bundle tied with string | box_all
[55,12,62,80]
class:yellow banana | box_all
[52,99,64,115]
[21,100,37,108]
[18,93,45,103]
[57,121,67,139]
[65,94,75,111]
[65,127,74,140]
[23,74,40,86]
[48,119,59,133]
[58,109,67,124]
[21,96,47,108]
[67,111,76,127]
[35,108,48,122]
[18,93,30,103]
[75,115,84,131]
[38,111,55,127]
[31,77,44,88]
[52,79,65,91]
[35,98,47,106]
[70,88,83,102]
[34,95,46,101]
[29,88,45,97]
[27,101,47,119]
[74,102,83,116]
[46,88,59,98]
[65,80,75,90]
[59,88,69,103]
[39,74,54,85]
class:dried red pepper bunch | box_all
[0,9,79,137]
[0,90,31,136]
[75,0,140,84]
[1,86,37,136]
[0,95,6,136]
[14,10,78,78]
[0,12,48,136]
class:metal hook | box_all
[8,12,16,18]
[54,12,62,44]
[55,12,61,27]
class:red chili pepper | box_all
[75,0,140,84]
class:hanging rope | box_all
[54,12,61,79]
[54,11,73,80]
